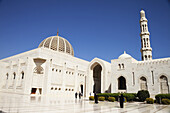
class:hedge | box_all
[162,99,170,105]
[146,98,154,104]
[97,93,136,102]
[98,96,105,101]
[97,93,119,100]
[155,94,170,104]
[89,96,94,100]
[123,93,135,101]
[108,97,115,102]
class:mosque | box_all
[0,10,169,98]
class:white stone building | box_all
[0,10,169,98]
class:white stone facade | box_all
[0,10,169,98]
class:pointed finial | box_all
[57,29,59,36]
[124,51,126,54]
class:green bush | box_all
[123,93,136,101]
[146,98,154,104]
[108,97,115,102]
[97,93,119,100]
[89,96,94,100]
[137,90,150,102]
[155,94,170,104]
[98,96,105,101]
[97,93,136,101]
[162,99,170,105]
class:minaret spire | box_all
[140,10,152,61]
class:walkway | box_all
[0,93,169,113]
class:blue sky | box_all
[0,0,170,62]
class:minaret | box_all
[140,10,152,61]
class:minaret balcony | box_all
[140,32,150,36]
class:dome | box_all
[118,51,132,59]
[38,35,74,56]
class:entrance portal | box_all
[118,76,126,90]
[93,64,102,93]
[80,84,83,94]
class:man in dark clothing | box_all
[94,92,98,104]
[79,92,81,99]
[119,94,124,108]
[75,92,78,99]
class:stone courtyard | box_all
[0,93,169,113]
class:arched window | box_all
[13,73,16,79]
[143,38,146,47]
[148,55,150,60]
[147,38,149,47]
[122,64,124,69]
[145,55,147,60]
[21,72,24,79]
[140,77,147,90]
[160,75,169,94]
[118,76,126,90]
[145,24,147,31]
[142,25,144,32]
[118,64,121,69]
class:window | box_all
[132,72,135,85]
[160,75,169,94]
[122,64,124,69]
[118,64,121,69]
[145,55,147,60]
[142,25,144,32]
[151,71,154,85]
[140,77,147,90]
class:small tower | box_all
[140,10,152,61]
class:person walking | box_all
[79,92,81,99]
[94,92,98,104]
[119,94,124,108]
[75,92,78,99]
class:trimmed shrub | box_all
[146,98,154,104]
[108,97,115,102]
[123,93,136,102]
[162,99,170,105]
[98,96,105,101]
[97,93,136,101]
[137,90,150,102]
[97,93,119,100]
[89,96,94,100]
[155,94,170,104]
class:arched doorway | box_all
[93,64,102,93]
[118,76,126,90]
[140,77,147,90]
[160,75,169,94]
[80,84,83,95]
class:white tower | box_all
[140,10,152,61]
